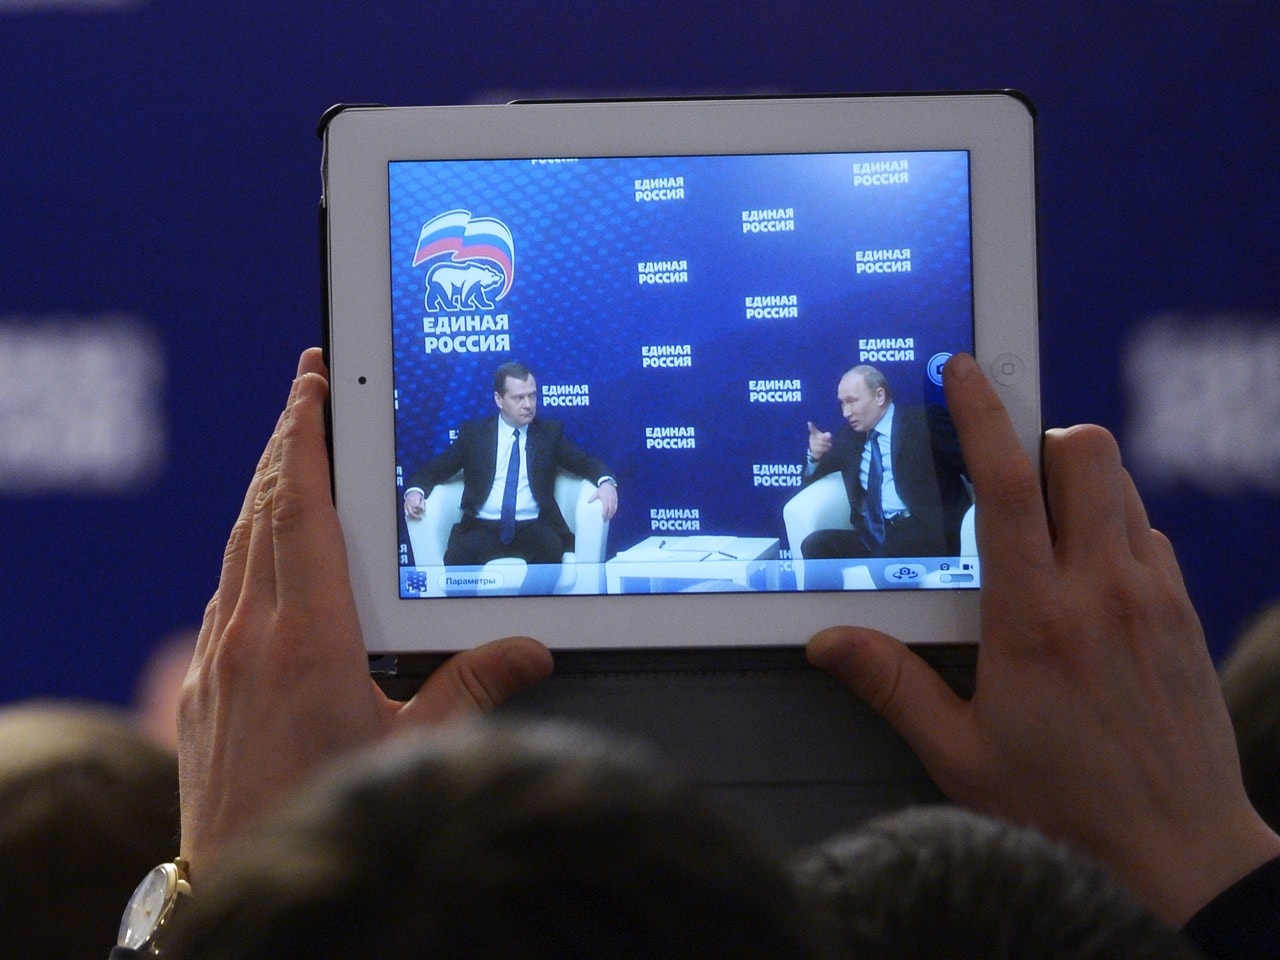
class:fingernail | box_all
[806,626,848,659]
[944,352,977,381]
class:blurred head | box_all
[1220,601,1280,832]
[792,806,1200,960]
[132,627,198,751]
[0,700,179,960]
[168,719,818,960]
[836,366,890,434]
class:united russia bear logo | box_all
[412,210,515,312]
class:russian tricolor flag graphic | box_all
[413,209,515,300]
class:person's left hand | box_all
[589,480,619,521]
[178,348,553,878]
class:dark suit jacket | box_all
[802,404,971,554]
[407,416,612,552]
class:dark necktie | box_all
[862,429,886,551]
[499,428,520,544]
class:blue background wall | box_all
[388,151,972,573]
[2,0,1276,706]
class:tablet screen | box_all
[387,148,977,600]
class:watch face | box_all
[118,862,177,949]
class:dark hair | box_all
[0,701,179,960]
[169,719,818,960]
[792,806,1201,960]
[493,361,534,395]
[1221,601,1280,832]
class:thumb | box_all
[807,626,970,779]
[807,421,821,437]
[401,636,554,725]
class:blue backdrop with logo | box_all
[1,1,1276,705]
[388,150,970,570]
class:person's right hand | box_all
[178,349,553,879]
[404,488,426,520]
[808,352,1280,927]
[806,421,833,462]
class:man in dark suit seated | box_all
[801,364,969,575]
[403,361,618,569]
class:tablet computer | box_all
[320,93,1040,655]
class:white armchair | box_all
[405,471,610,595]
[959,502,976,557]
[782,473,850,590]
[782,473,977,589]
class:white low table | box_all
[605,535,780,594]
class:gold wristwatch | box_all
[117,857,191,955]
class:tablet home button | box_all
[990,352,1023,385]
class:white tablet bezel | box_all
[321,94,1040,654]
